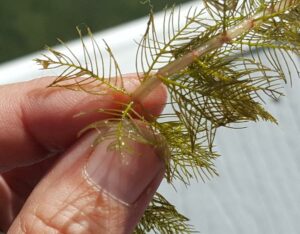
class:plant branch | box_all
[132,0,298,102]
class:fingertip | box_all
[8,128,165,234]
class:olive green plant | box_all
[35,0,300,233]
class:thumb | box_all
[8,131,165,234]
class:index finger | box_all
[0,76,167,172]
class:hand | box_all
[0,75,167,233]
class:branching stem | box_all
[132,0,297,101]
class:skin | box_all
[0,75,167,233]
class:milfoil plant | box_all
[35,0,300,233]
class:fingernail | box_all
[84,137,164,204]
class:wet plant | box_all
[35,0,300,232]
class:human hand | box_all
[0,75,167,233]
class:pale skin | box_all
[0,75,167,233]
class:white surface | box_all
[1,1,300,234]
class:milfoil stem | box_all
[131,0,297,102]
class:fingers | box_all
[0,176,14,231]
[0,76,167,172]
[7,129,165,234]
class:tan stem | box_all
[132,0,297,101]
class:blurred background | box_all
[0,0,190,64]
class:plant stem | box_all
[131,0,297,102]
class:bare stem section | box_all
[132,0,297,101]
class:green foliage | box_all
[35,27,127,95]
[134,193,195,234]
[36,0,300,233]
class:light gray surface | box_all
[159,74,300,233]
[0,1,299,233]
